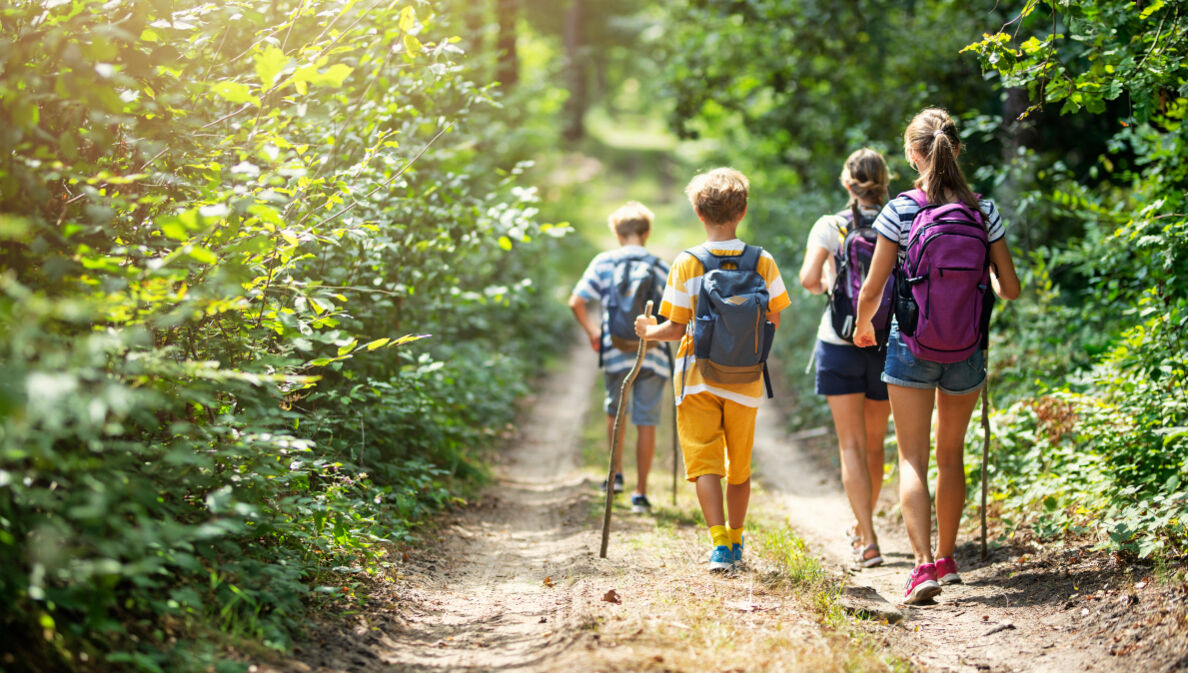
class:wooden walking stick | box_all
[980,365,991,561]
[668,349,679,507]
[600,300,653,559]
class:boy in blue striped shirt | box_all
[568,202,671,513]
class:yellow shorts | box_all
[677,392,757,485]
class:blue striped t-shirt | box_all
[573,245,672,378]
[874,194,1006,262]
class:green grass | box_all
[573,373,911,673]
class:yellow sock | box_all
[728,526,744,546]
[709,525,730,548]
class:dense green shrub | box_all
[961,0,1188,557]
[0,1,568,669]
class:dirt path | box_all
[263,346,1187,673]
[262,342,606,673]
[753,356,1188,673]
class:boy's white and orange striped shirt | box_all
[659,239,791,408]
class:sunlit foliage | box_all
[0,1,568,669]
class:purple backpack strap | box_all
[899,189,928,208]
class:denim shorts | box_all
[604,369,667,426]
[882,326,986,395]
[814,341,888,401]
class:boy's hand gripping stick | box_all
[599,300,653,559]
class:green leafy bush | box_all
[0,1,568,669]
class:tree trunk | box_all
[495,0,518,87]
[562,0,586,142]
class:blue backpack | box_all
[687,245,775,398]
[602,252,665,363]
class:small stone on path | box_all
[839,585,903,624]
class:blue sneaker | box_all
[732,537,744,567]
[630,493,651,514]
[708,545,734,572]
[600,473,624,494]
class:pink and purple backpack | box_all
[893,189,995,363]
[828,209,893,347]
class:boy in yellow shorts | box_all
[635,168,791,571]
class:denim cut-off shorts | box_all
[814,340,889,401]
[881,325,986,396]
[604,368,666,426]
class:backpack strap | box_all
[736,244,762,272]
[686,245,718,272]
[899,189,928,208]
[835,210,854,236]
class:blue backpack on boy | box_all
[602,252,665,362]
[687,245,775,398]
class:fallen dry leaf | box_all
[602,589,622,604]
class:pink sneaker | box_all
[903,563,942,604]
[935,556,962,585]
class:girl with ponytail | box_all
[798,148,892,570]
[853,108,1021,604]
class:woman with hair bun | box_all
[798,148,894,570]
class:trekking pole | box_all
[669,352,679,507]
[600,300,653,559]
[980,361,991,561]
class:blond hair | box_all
[608,201,654,238]
[684,167,749,226]
[904,107,980,211]
[839,148,889,223]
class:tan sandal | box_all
[853,543,884,569]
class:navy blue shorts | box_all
[814,340,889,401]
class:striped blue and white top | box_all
[573,245,672,378]
[874,194,1007,262]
